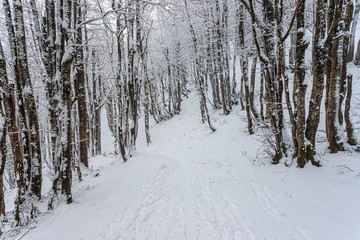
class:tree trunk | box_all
[325,0,345,153]
[347,0,359,62]
[250,57,259,120]
[344,75,357,145]
[339,0,354,126]
[260,64,265,120]
[355,38,360,65]
[215,0,230,115]
[0,115,6,216]
[74,0,89,167]
[95,73,102,155]
[294,0,308,167]
[59,0,74,204]
[239,4,253,134]
[305,0,327,162]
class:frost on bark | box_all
[205,4,221,109]
[60,0,74,204]
[305,0,327,162]
[3,0,43,224]
[47,0,74,207]
[344,75,357,146]
[355,39,360,65]
[338,0,353,126]
[0,39,25,224]
[239,0,286,162]
[250,57,259,120]
[0,42,9,217]
[294,0,309,167]
[325,0,345,153]
[0,112,6,217]
[347,0,359,62]
[215,0,230,115]
[90,51,102,155]
[12,0,42,198]
[74,0,89,167]
[239,4,253,134]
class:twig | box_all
[281,174,290,182]
[17,227,36,240]
[281,0,304,43]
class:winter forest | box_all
[0,0,360,239]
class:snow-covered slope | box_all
[18,90,360,240]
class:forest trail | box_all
[21,92,360,240]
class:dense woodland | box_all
[0,0,359,231]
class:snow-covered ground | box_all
[9,83,359,240]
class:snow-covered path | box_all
[21,92,360,240]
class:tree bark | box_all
[305,0,327,162]
[239,4,253,134]
[294,0,308,167]
[250,57,259,120]
[325,0,345,153]
[0,113,6,216]
[344,75,357,145]
[74,0,89,167]
[13,0,42,198]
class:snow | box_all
[9,89,360,240]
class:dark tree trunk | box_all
[260,63,265,120]
[0,117,6,216]
[74,0,89,167]
[294,0,309,167]
[325,0,345,153]
[347,0,359,62]
[305,0,327,162]
[95,73,102,155]
[344,75,357,145]
[14,0,42,198]
[355,38,360,65]
[250,57,259,120]
[0,46,9,215]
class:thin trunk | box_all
[74,0,89,167]
[348,0,359,62]
[216,0,230,115]
[294,0,308,167]
[339,0,354,126]
[250,57,259,120]
[95,73,102,155]
[355,38,360,65]
[260,64,265,120]
[0,116,6,216]
[344,75,357,145]
[0,42,10,217]
[239,4,253,134]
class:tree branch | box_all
[281,0,303,43]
